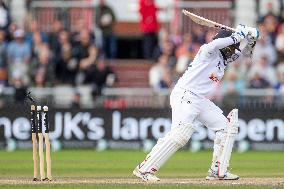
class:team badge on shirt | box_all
[209,73,220,82]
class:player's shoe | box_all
[205,168,239,180]
[133,167,160,182]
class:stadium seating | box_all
[109,59,153,88]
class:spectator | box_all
[88,57,115,97]
[248,56,278,87]
[48,19,63,52]
[264,14,278,44]
[175,33,200,73]
[259,2,277,23]
[0,0,11,31]
[80,45,99,84]
[169,27,182,47]
[275,23,284,63]
[192,25,206,44]
[153,33,176,66]
[31,31,44,60]
[55,30,77,84]
[252,30,277,65]
[205,30,216,43]
[149,54,169,89]
[30,44,54,87]
[25,20,48,46]
[71,18,85,44]
[174,32,198,75]
[7,29,31,85]
[71,18,94,46]
[221,70,245,95]
[73,29,94,60]
[73,29,97,84]
[175,33,197,59]
[12,72,27,104]
[260,3,279,44]
[221,70,245,107]
[70,91,81,109]
[95,0,117,59]
[159,68,173,89]
[225,59,249,83]
[248,72,271,89]
[139,0,160,59]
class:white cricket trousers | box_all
[137,87,228,174]
[170,87,228,131]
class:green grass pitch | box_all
[0,150,284,188]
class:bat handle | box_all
[229,27,236,32]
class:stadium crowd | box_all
[0,0,117,101]
[0,0,283,104]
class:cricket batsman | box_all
[133,24,259,182]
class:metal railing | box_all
[0,86,283,109]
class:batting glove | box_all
[232,24,248,42]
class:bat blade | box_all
[182,10,236,32]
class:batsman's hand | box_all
[232,24,249,41]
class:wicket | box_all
[30,104,52,181]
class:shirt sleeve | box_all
[203,36,239,55]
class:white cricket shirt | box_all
[175,36,241,97]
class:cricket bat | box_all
[182,10,236,32]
